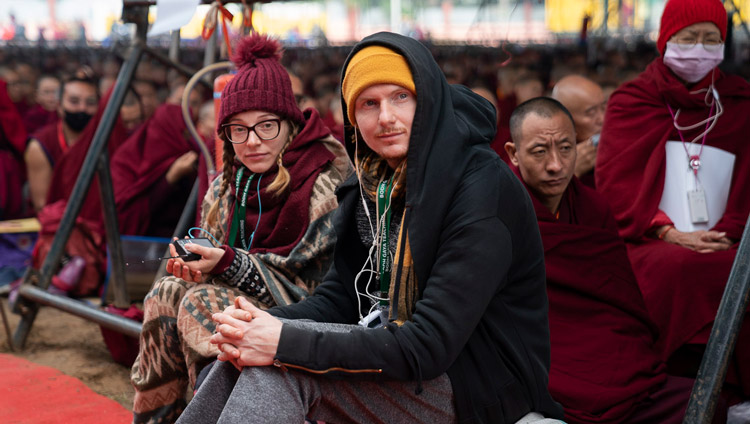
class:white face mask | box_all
[663,42,724,83]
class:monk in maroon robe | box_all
[0,80,28,220]
[506,97,721,423]
[112,103,206,237]
[597,0,750,400]
[26,75,100,213]
[23,75,60,135]
[551,75,605,188]
[31,86,130,297]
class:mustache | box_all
[375,127,406,137]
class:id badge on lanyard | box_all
[687,188,709,224]
[686,156,709,225]
[667,100,713,226]
[376,177,394,308]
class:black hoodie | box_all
[271,32,563,423]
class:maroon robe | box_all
[23,105,58,135]
[44,87,130,222]
[489,120,510,164]
[196,147,216,229]
[31,121,66,168]
[32,88,129,296]
[520,171,667,423]
[491,92,515,164]
[597,58,750,396]
[12,100,31,123]
[112,104,203,236]
[577,168,595,189]
[320,108,344,143]
[0,80,28,219]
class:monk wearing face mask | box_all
[25,75,99,212]
[597,0,750,411]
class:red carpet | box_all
[0,353,132,423]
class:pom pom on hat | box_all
[657,0,727,55]
[218,33,304,132]
[232,32,283,69]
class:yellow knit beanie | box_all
[342,46,416,127]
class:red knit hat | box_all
[657,0,727,55]
[218,33,304,131]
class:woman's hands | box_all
[658,226,733,253]
[210,297,282,370]
[166,238,225,282]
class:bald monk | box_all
[494,70,545,165]
[505,97,725,424]
[597,0,750,402]
[551,75,605,187]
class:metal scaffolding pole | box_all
[683,214,750,423]
[12,2,150,349]
[11,0,226,351]
[169,29,181,61]
[19,284,142,338]
[97,150,129,309]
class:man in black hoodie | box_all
[177,32,563,424]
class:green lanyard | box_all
[228,167,255,250]
[377,177,395,307]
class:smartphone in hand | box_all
[172,238,214,261]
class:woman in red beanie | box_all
[597,0,750,408]
[129,33,352,424]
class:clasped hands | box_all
[210,296,283,371]
[166,241,283,370]
[658,226,734,253]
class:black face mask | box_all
[63,110,93,132]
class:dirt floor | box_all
[0,298,135,412]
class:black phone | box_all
[172,238,214,261]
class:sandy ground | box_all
[0,299,135,412]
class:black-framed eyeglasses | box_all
[221,119,282,144]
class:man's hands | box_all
[166,238,225,282]
[574,139,597,178]
[658,226,733,253]
[210,297,282,370]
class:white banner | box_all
[147,0,201,37]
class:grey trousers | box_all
[175,321,456,424]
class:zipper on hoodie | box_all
[273,359,382,375]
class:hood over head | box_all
[339,31,498,287]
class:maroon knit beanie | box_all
[217,33,304,131]
[657,0,727,55]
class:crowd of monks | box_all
[497,1,749,416]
